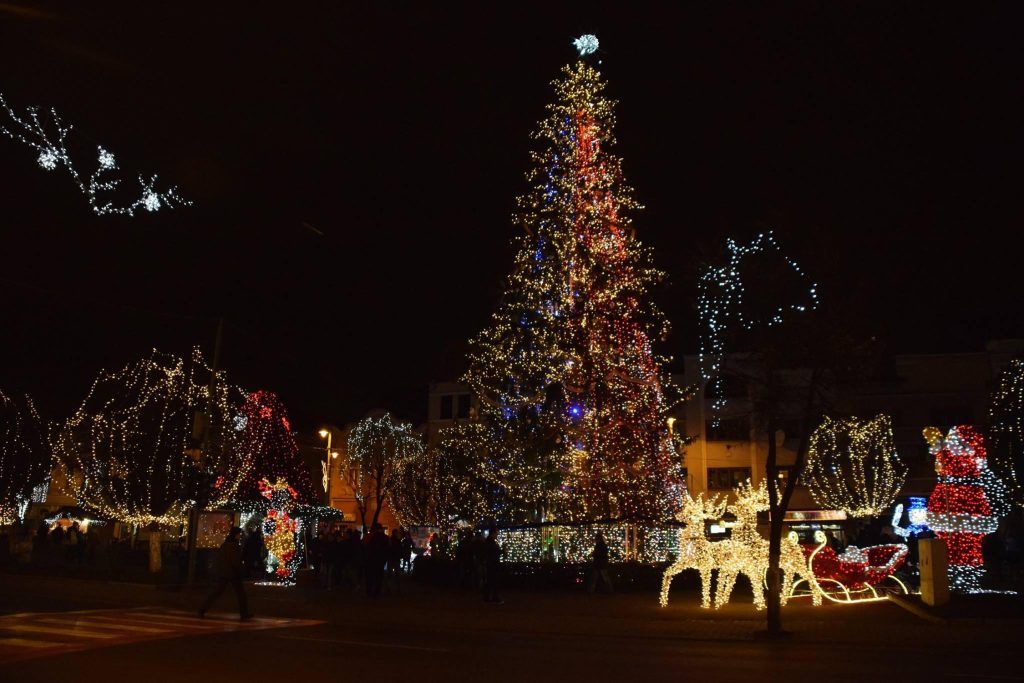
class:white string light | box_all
[697,232,818,414]
[0,92,190,216]
[804,414,908,518]
[0,391,50,525]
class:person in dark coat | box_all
[199,527,252,620]
[481,523,503,604]
[242,527,264,579]
[387,528,404,594]
[400,528,413,572]
[587,532,613,594]
[365,524,389,598]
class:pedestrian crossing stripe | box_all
[0,608,322,664]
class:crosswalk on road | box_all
[0,607,322,663]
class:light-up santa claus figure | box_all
[923,425,1009,593]
[258,477,301,583]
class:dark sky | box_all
[1,3,1021,429]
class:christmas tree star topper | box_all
[573,34,599,56]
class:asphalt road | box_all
[1,573,1021,682]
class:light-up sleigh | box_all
[788,530,910,604]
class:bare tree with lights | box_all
[989,358,1024,506]
[697,232,878,636]
[0,391,50,524]
[53,349,247,571]
[345,413,422,530]
[804,414,907,518]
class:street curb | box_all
[887,595,946,625]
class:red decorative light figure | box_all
[258,477,300,581]
[923,425,1009,593]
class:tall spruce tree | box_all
[463,39,683,523]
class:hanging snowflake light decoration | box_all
[697,231,818,413]
[97,146,116,171]
[37,149,58,171]
[0,92,190,217]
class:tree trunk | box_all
[764,371,818,636]
[371,494,382,528]
[148,528,162,574]
[765,509,784,634]
[765,419,784,635]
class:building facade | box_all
[674,339,1023,513]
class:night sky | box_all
[1,3,1021,429]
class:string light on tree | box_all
[989,358,1024,505]
[923,425,1010,593]
[804,414,908,518]
[346,413,422,530]
[459,37,685,525]
[0,391,50,525]
[52,349,248,527]
[0,92,190,216]
[697,232,818,414]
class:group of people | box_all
[201,523,613,617]
[312,524,413,597]
[34,520,100,565]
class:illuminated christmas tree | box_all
[235,390,315,504]
[463,36,683,523]
[923,425,1010,593]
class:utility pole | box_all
[186,317,224,586]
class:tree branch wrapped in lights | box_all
[0,391,50,525]
[53,349,248,527]
[804,414,907,518]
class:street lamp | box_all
[318,429,332,498]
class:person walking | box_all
[587,532,613,594]
[482,524,503,604]
[198,527,252,620]
[400,528,413,572]
[365,524,389,598]
[387,528,404,594]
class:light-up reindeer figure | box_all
[660,491,728,608]
[711,479,807,610]
[713,479,771,609]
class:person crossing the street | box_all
[198,527,253,620]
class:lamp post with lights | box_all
[318,429,339,506]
